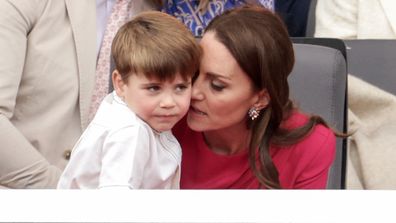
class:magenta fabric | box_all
[173,111,336,189]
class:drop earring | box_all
[248,107,260,120]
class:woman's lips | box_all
[190,106,207,116]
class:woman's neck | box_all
[203,124,252,156]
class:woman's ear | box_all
[253,89,270,110]
[112,70,126,97]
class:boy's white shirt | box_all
[57,91,181,189]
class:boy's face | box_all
[115,72,192,132]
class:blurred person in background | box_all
[162,0,275,37]
[315,0,396,189]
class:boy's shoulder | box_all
[91,93,139,130]
[89,93,159,140]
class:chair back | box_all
[305,0,317,37]
[345,39,396,95]
[289,40,348,189]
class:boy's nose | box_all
[159,94,176,108]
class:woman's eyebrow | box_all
[206,72,232,80]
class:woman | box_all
[173,6,337,189]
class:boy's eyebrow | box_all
[179,81,192,84]
[140,82,161,86]
[139,80,192,86]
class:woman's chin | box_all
[187,112,207,132]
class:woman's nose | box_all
[191,75,204,101]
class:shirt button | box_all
[63,150,72,160]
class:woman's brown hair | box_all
[205,6,334,189]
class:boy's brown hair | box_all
[111,11,201,82]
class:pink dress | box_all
[173,111,336,189]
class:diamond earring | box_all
[248,107,260,120]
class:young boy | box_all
[57,11,201,189]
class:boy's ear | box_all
[112,70,125,97]
[253,89,270,110]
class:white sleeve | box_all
[98,125,150,189]
[314,0,358,39]
[0,0,61,189]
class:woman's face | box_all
[187,32,262,132]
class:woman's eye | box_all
[210,81,225,91]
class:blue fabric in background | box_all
[163,0,274,37]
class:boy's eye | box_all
[175,83,190,92]
[147,85,160,92]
